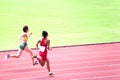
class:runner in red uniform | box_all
[33,31,54,76]
[39,37,48,61]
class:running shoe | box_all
[5,54,10,60]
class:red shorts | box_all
[39,51,47,61]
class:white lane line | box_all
[1,52,120,61]
[51,49,120,56]
[0,55,120,70]
[72,74,120,80]
[11,69,120,80]
[1,47,120,58]
[1,57,120,66]
[1,63,120,76]
[1,47,120,63]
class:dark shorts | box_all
[19,43,27,50]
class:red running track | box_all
[1,43,120,80]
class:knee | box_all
[16,53,21,58]
[41,63,45,67]
[30,52,33,56]
[41,65,44,67]
[16,55,20,58]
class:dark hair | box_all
[42,31,48,38]
[23,25,28,32]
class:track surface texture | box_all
[1,42,120,80]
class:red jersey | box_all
[40,38,47,47]
[39,37,47,61]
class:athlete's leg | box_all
[46,59,50,72]
[37,58,45,66]
[46,59,54,75]
[5,49,23,60]
[24,46,35,64]
[10,49,23,58]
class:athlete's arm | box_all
[46,39,52,50]
[36,40,41,50]
[28,32,32,37]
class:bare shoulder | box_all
[47,39,50,43]
[45,39,50,44]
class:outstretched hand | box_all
[28,32,32,37]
